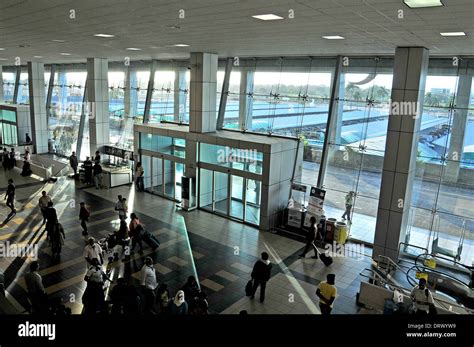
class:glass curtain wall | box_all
[405,59,474,266]
[48,70,87,157]
[2,72,15,103]
[323,58,393,244]
[108,70,126,147]
[217,69,241,129]
[150,70,175,123]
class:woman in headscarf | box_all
[170,290,188,315]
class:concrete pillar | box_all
[189,52,217,133]
[27,62,49,153]
[373,47,429,261]
[239,69,254,131]
[174,69,187,122]
[444,74,472,183]
[87,58,110,155]
[0,65,4,103]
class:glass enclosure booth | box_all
[135,123,303,231]
[0,104,31,147]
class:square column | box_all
[27,62,48,153]
[373,47,429,261]
[189,52,217,133]
[87,58,110,156]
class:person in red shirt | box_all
[129,213,143,254]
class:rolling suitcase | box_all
[142,230,160,250]
[315,247,333,267]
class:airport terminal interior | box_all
[0,0,473,316]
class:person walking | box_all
[83,237,103,265]
[5,179,16,214]
[79,202,90,236]
[299,216,319,259]
[25,133,32,144]
[69,151,78,178]
[93,161,103,189]
[170,290,188,315]
[410,278,435,315]
[316,274,337,315]
[45,201,58,240]
[50,222,65,262]
[135,162,144,192]
[38,191,52,224]
[129,213,144,254]
[83,156,93,185]
[157,283,170,314]
[341,191,355,223]
[250,252,272,303]
[140,257,159,314]
[25,261,48,313]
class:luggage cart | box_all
[430,216,466,263]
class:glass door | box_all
[142,155,152,191]
[230,175,244,220]
[214,171,229,216]
[245,179,261,225]
[164,159,175,199]
[175,162,185,201]
[199,168,214,212]
[152,157,163,194]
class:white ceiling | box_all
[0,0,473,65]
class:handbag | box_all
[245,279,253,296]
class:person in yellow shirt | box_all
[316,274,337,315]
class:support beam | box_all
[27,62,48,153]
[444,73,472,183]
[174,69,187,122]
[76,79,88,160]
[45,64,56,129]
[124,68,138,119]
[239,69,254,131]
[143,60,158,124]
[373,47,429,261]
[317,55,344,188]
[12,66,21,104]
[216,57,233,130]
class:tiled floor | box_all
[0,169,375,315]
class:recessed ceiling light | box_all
[52,39,66,43]
[0,48,5,51]
[126,47,141,51]
[0,58,8,61]
[94,34,115,38]
[168,25,180,30]
[404,0,443,8]
[440,32,466,37]
[252,14,284,21]
[322,35,345,40]
[34,56,43,58]
[60,53,72,56]
[173,44,189,47]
